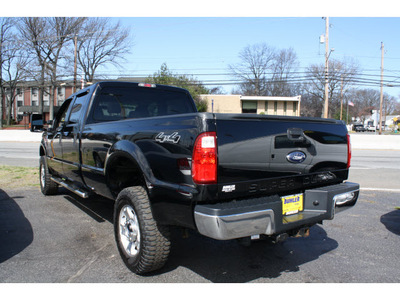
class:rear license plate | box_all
[281,193,303,215]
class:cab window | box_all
[53,99,72,130]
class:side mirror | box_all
[45,120,53,131]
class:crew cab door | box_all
[47,98,72,176]
[61,91,91,184]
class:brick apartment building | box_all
[1,81,77,126]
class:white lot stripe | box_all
[361,188,400,193]
[350,167,373,170]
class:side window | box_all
[68,93,89,124]
[92,92,123,122]
[54,99,72,129]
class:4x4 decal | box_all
[155,132,181,144]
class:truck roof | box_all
[75,81,191,96]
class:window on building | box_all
[293,102,298,115]
[283,101,287,115]
[32,100,38,106]
[16,88,22,95]
[17,100,23,107]
[242,101,257,114]
[265,101,268,114]
[32,88,38,95]
[274,101,278,115]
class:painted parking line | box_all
[361,188,400,193]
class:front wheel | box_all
[39,156,58,195]
[114,186,171,274]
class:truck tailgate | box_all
[214,114,350,198]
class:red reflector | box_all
[192,132,217,184]
[177,158,190,170]
[347,134,351,169]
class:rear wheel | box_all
[39,156,58,195]
[114,186,171,274]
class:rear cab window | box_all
[88,85,195,123]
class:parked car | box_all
[353,124,366,132]
[29,114,44,132]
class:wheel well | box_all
[107,155,146,197]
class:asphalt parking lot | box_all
[0,131,400,285]
[1,185,399,283]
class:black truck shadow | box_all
[0,189,33,264]
[61,188,114,224]
[59,191,338,282]
[380,210,400,236]
[156,225,338,282]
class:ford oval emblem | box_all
[286,151,307,163]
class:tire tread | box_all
[115,186,171,274]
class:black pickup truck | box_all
[39,81,359,274]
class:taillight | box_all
[192,132,217,184]
[138,83,156,88]
[347,134,351,169]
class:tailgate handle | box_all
[287,128,306,142]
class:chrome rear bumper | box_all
[194,182,359,240]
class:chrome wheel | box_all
[118,204,141,258]
[114,186,171,274]
[40,163,46,188]
[39,156,58,195]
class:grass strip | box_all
[0,165,40,190]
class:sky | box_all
[97,16,400,98]
[5,0,400,98]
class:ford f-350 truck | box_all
[39,81,359,274]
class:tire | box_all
[114,186,171,274]
[39,156,58,195]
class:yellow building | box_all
[200,94,301,116]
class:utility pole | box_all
[323,17,330,118]
[73,34,77,94]
[379,42,384,135]
[340,75,344,120]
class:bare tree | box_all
[346,88,379,122]
[45,17,86,119]
[0,17,15,128]
[268,48,299,96]
[229,43,276,96]
[2,40,29,125]
[392,98,400,115]
[77,18,132,82]
[18,17,53,117]
[304,58,360,118]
